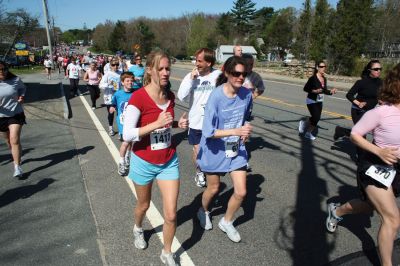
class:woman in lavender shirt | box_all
[196,56,253,243]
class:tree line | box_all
[1,0,399,75]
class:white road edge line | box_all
[79,95,195,266]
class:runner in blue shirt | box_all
[196,56,253,243]
[110,72,135,176]
[128,55,145,90]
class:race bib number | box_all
[150,127,171,150]
[225,140,239,158]
[316,94,324,102]
[104,94,112,105]
[365,165,396,188]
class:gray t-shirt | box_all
[0,77,26,117]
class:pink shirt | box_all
[87,69,100,85]
[352,105,400,157]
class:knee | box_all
[164,210,177,224]
[136,201,150,214]
[207,182,220,195]
[9,135,20,146]
[233,188,247,200]
[383,212,400,231]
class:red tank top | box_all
[129,87,176,164]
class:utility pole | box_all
[42,0,53,62]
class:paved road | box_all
[0,69,399,266]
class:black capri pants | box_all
[306,102,322,127]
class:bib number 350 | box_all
[365,165,396,188]
[150,127,171,150]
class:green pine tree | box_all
[292,0,312,61]
[230,0,256,37]
[108,20,127,53]
[309,0,331,61]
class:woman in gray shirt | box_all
[0,60,26,177]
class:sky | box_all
[4,0,339,31]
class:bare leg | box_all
[157,179,179,253]
[133,182,153,228]
[225,170,247,222]
[8,124,23,165]
[365,185,400,266]
[201,174,220,211]
[335,198,373,217]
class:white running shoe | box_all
[160,250,177,266]
[326,203,342,233]
[108,129,115,136]
[194,171,206,187]
[197,208,212,230]
[298,120,305,133]
[133,227,147,249]
[304,131,316,140]
[218,217,241,243]
[13,165,23,178]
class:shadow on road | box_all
[0,178,56,208]
[21,146,94,179]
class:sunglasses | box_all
[135,58,142,61]
[371,68,382,71]
[111,63,118,66]
[231,71,248,78]
[318,65,326,68]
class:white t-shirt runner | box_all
[177,69,221,130]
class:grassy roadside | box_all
[9,65,44,75]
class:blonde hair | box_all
[143,50,170,87]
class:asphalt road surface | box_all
[0,67,399,266]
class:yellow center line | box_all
[170,76,352,121]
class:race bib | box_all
[365,165,396,188]
[316,94,324,102]
[225,140,239,158]
[150,127,171,150]
[104,94,112,105]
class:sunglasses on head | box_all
[370,68,382,71]
[231,71,248,78]
[318,65,326,68]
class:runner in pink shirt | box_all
[326,63,400,266]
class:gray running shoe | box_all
[197,208,212,230]
[194,171,206,187]
[218,218,241,243]
[298,120,305,134]
[160,250,177,266]
[326,203,343,233]
[118,162,127,176]
[133,227,147,249]
[13,165,23,178]
[109,129,115,136]
[304,131,316,140]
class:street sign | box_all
[15,42,27,50]
[16,50,29,56]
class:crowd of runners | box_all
[1,44,400,266]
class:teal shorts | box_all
[128,152,180,185]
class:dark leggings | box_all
[69,78,80,96]
[87,85,100,107]
[106,105,114,126]
[306,102,323,127]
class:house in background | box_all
[215,45,257,63]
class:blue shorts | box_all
[128,152,180,185]
[188,128,202,145]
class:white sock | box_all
[134,224,142,232]
[14,163,20,169]
[109,126,113,131]
[119,157,125,164]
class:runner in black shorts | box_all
[326,63,400,266]
[0,60,27,177]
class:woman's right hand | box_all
[313,88,323,93]
[236,123,252,138]
[156,110,173,128]
[377,147,398,165]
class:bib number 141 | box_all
[150,128,171,150]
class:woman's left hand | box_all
[178,112,188,129]
[330,88,337,94]
[17,96,24,103]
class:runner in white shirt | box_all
[66,59,82,97]
[178,48,221,187]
